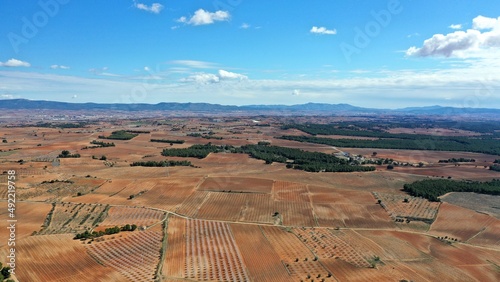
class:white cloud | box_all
[177,9,230,26]
[89,67,120,77]
[0,94,14,99]
[218,70,247,80]
[473,15,498,30]
[51,65,70,69]
[133,1,163,14]
[169,60,217,69]
[310,26,337,35]
[292,89,300,96]
[181,73,220,84]
[144,66,150,72]
[0,58,31,67]
[240,23,250,29]
[407,15,500,57]
[449,24,462,30]
[182,70,247,84]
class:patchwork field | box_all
[1,116,499,281]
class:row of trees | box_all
[130,160,192,167]
[279,135,500,156]
[150,139,185,144]
[74,224,138,240]
[403,179,500,202]
[438,158,476,163]
[82,140,115,149]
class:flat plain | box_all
[0,115,499,282]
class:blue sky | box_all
[1,0,500,108]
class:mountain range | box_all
[1,99,499,115]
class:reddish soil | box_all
[0,234,125,281]
[162,216,186,279]
[230,224,291,282]
[86,228,163,282]
[199,176,273,193]
[184,219,249,281]
[430,202,498,243]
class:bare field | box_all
[199,176,273,193]
[441,192,500,219]
[0,201,53,246]
[1,118,499,281]
[430,202,499,245]
[0,234,125,281]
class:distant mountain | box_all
[0,99,499,115]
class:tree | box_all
[372,152,377,157]
[1,265,11,279]
[387,164,394,170]
[61,150,70,157]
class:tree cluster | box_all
[74,224,138,240]
[0,262,11,280]
[160,143,374,173]
[490,165,500,172]
[98,130,138,140]
[438,158,475,163]
[150,139,185,144]
[279,135,500,156]
[161,143,231,159]
[130,160,192,167]
[58,150,80,158]
[403,179,500,202]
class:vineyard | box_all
[176,191,210,218]
[2,234,125,281]
[138,177,199,212]
[199,177,274,193]
[293,227,373,268]
[197,192,248,221]
[163,216,186,278]
[239,193,275,223]
[184,219,249,281]
[374,192,440,223]
[86,229,163,281]
[260,226,335,281]
[99,206,165,228]
[38,202,109,235]
[231,224,291,282]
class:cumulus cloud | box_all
[218,70,247,80]
[473,15,498,30]
[133,1,163,14]
[240,23,250,29]
[292,89,300,96]
[0,58,30,67]
[51,65,70,69]
[182,73,220,84]
[182,70,247,84]
[407,15,500,57]
[177,9,230,26]
[310,26,337,35]
[449,24,462,30]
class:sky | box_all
[1,0,500,108]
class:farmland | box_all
[1,115,499,281]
